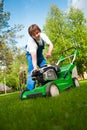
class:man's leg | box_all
[26,54,35,90]
[38,56,47,67]
[27,73,35,90]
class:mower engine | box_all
[31,65,60,84]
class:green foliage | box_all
[0,70,3,82]
[0,80,87,130]
[6,75,18,89]
[43,5,87,75]
[0,0,25,88]
[66,7,87,74]
[5,52,27,90]
[43,5,72,63]
[0,42,13,67]
[0,0,10,29]
[0,0,24,67]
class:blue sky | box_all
[3,0,68,47]
[4,0,87,47]
[4,0,68,27]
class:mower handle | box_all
[62,46,76,55]
[56,48,79,65]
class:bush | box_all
[6,75,18,90]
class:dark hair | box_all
[28,24,41,36]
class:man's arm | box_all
[46,43,53,58]
[31,52,37,70]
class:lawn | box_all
[0,80,87,130]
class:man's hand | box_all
[46,52,51,58]
[31,67,37,76]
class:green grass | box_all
[0,80,87,130]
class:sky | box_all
[4,0,87,47]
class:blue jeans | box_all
[26,54,47,90]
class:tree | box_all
[0,0,24,92]
[0,0,24,68]
[43,5,87,75]
[0,0,10,30]
[67,7,87,75]
[43,5,72,63]
[6,52,27,90]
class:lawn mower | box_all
[20,47,79,100]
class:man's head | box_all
[28,24,41,40]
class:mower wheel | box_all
[73,77,80,87]
[19,88,28,100]
[46,83,59,97]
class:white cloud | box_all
[68,0,87,17]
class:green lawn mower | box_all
[20,47,79,100]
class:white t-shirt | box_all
[26,32,52,54]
